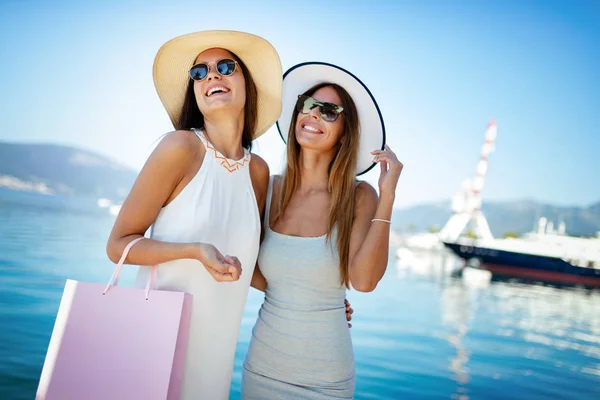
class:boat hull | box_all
[443,241,600,287]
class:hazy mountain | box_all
[0,142,137,200]
[392,199,600,237]
[2,141,598,237]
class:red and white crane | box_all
[440,120,498,242]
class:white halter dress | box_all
[135,128,260,399]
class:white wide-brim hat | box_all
[276,62,385,176]
[153,30,282,138]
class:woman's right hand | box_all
[196,243,242,282]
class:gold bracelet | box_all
[372,218,391,224]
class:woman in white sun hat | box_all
[106,30,282,399]
[243,62,403,399]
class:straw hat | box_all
[153,30,282,138]
[276,62,386,176]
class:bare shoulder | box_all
[355,181,379,207]
[249,153,269,178]
[354,181,379,219]
[157,130,203,157]
[249,154,270,210]
[145,130,203,169]
[249,154,270,189]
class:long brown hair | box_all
[275,83,360,288]
[176,50,258,150]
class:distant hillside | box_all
[0,142,138,199]
[392,199,600,237]
[2,141,598,237]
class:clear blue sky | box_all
[1,0,598,207]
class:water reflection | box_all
[394,248,600,397]
[489,283,600,362]
[441,282,472,400]
[1,187,599,400]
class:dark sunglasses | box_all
[189,58,238,81]
[296,95,344,122]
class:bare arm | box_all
[348,145,403,292]
[251,267,267,292]
[106,131,240,281]
[248,155,270,293]
[347,183,387,292]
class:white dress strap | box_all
[191,128,209,149]
[264,176,275,227]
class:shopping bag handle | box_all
[103,237,157,300]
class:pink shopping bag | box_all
[36,237,192,400]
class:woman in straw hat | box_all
[106,30,282,399]
[243,62,403,399]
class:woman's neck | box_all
[203,111,245,159]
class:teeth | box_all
[303,125,319,133]
[206,86,230,96]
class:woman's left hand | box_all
[345,299,354,328]
[371,145,403,197]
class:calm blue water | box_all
[0,187,599,400]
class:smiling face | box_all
[193,48,246,117]
[294,86,345,152]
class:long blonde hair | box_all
[274,83,360,288]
